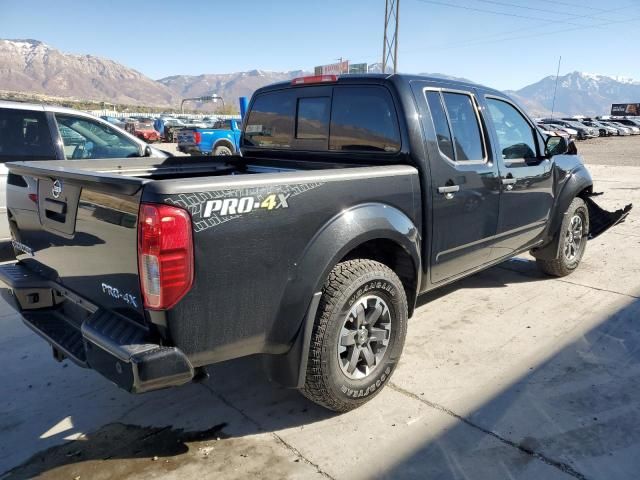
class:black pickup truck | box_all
[0,74,631,412]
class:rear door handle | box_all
[437,185,460,194]
[501,178,517,185]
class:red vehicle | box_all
[125,120,161,143]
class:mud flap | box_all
[584,195,633,239]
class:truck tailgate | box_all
[7,161,147,323]
[177,129,196,146]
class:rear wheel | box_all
[213,145,233,156]
[536,197,589,277]
[301,259,408,412]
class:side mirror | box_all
[545,136,568,157]
[144,145,153,157]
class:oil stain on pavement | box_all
[2,422,306,480]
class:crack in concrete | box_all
[497,264,639,300]
[387,382,588,480]
[199,383,335,480]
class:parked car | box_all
[0,101,168,242]
[100,115,126,128]
[154,117,187,142]
[581,120,616,137]
[188,118,208,128]
[544,123,578,140]
[609,122,635,135]
[599,121,630,136]
[541,119,598,140]
[537,123,571,140]
[611,119,640,134]
[0,74,631,413]
[126,120,161,143]
[178,118,242,155]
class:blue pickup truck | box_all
[177,119,241,156]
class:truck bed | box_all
[8,155,356,186]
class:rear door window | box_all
[425,91,455,160]
[0,109,56,162]
[329,86,400,152]
[441,92,485,161]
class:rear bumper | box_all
[177,144,205,155]
[0,263,194,393]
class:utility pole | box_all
[382,0,400,74]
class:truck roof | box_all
[254,73,501,97]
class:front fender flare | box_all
[532,163,593,261]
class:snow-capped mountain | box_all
[0,39,175,106]
[507,71,640,117]
[0,39,637,116]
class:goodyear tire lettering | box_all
[339,366,392,398]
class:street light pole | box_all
[213,95,225,113]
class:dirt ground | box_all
[571,135,640,167]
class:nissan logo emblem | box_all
[52,180,62,199]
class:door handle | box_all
[501,178,517,185]
[437,185,460,194]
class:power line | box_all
[534,0,634,13]
[472,0,633,22]
[434,12,640,50]
[412,0,631,28]
[407,0,639,51]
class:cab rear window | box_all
[0,109,56,162]
[243,86,401,153]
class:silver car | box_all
[0,101,168,241]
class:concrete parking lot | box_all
[0,139,638,479]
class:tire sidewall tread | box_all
[301,259,408,412]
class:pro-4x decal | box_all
[165,182,323,233]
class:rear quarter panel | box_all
[144,165,421,367]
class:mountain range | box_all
[1,39,638,116]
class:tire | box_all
[213,145,233,156]
[301,259,408,412]
[536,197,589,277]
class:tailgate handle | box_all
[44,199,67,215]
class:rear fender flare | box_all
[264,202,421,388]
[213,138,235,153]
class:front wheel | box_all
[301,259,408,412]
[536,197,589,277]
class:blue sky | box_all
[1,0,639,90]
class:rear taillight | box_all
[193,132,201,143]
[138,203,194,310]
